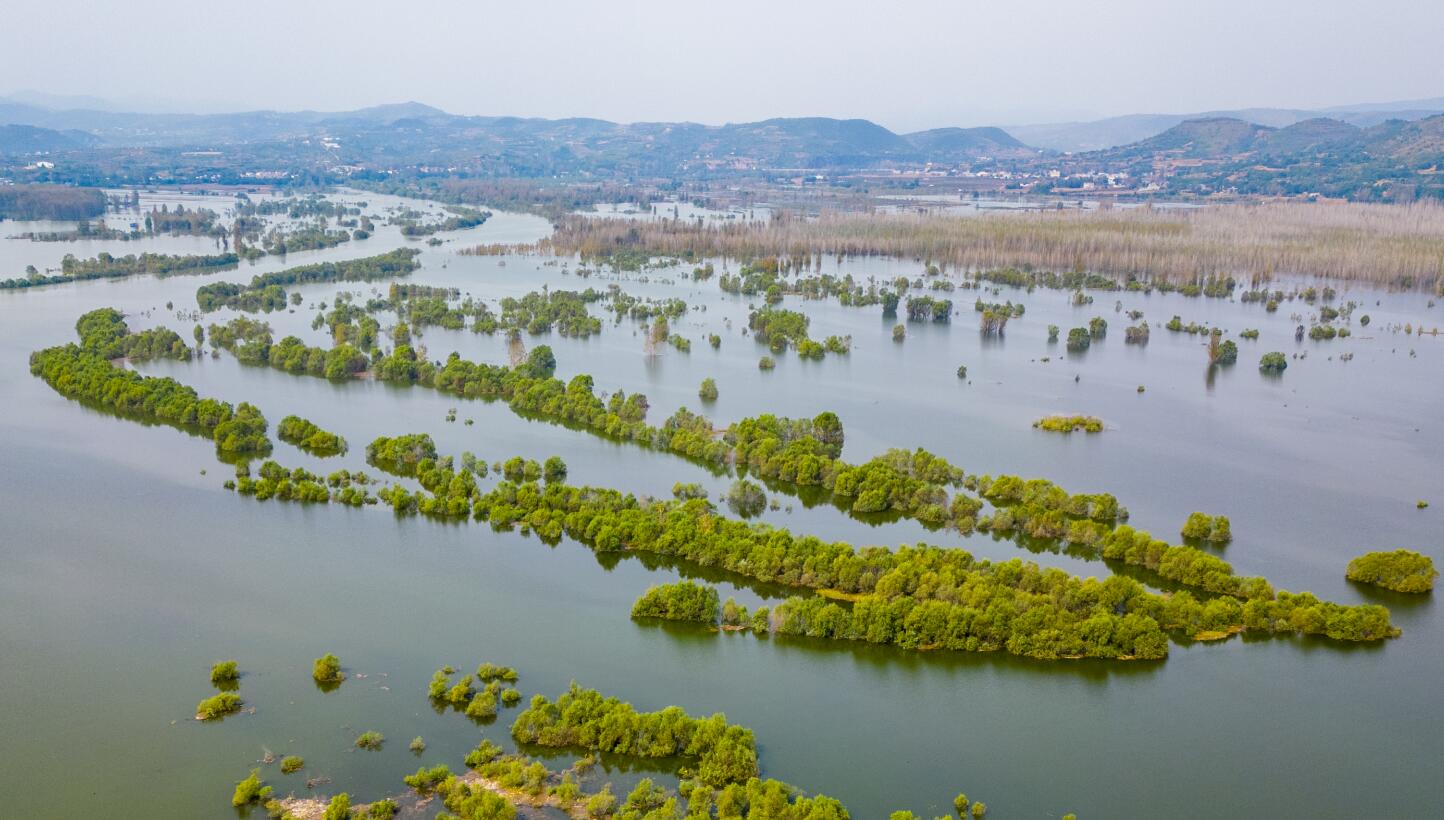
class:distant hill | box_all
[316,101,454,126]
[1095,114,1444,164]
[903,126,1029,159]
[0,97,1032,168]
[1127,117,1273,158]
[1066,113,1444,200]
[1010,101,1444,152]
[698,117,913,165]
[1255,118,1362,157]
[1362,114,1444,162]
[0,123,98,154]
[2,93,1442,200]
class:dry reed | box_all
[538,201,1444,287]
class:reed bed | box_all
[539,201,1444,287]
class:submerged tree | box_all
[1346,550,1437,593]
[312,653,344,685]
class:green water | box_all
[1,194,1440,818]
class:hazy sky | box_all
[3,0,1441,130]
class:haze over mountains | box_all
[1007,97,1444,151]
[2,93,1443,201]
[3,93,1442,158]
[0,97,1034,167]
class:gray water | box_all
[0,193,1440,819]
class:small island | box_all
[1033,415,1104,434]
[1346,550,1438,593]
[196,692,243,720]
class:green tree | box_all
[196,692,242,720]
[1346,550,1437,593]
[543,456,568,483]
[313,653,344,685]
[209,660,239,687]
[231,769,271,807]
[1259,351,1288,372]
[323,792,351,820]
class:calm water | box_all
[1,193,1441,819]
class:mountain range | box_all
[0,99,1033,167]
[1007,97,1444,152]
[1052,113,1444,200]
[1,94,1442,200]
[8,93,1440,156]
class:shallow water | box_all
[1,194,1441,819]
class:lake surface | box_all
[1,192,1441,819]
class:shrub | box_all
[1214,339,1238,365]
[1066,327,1091,351]
[632,581,720,624]
[366,434,437,476]
[466,691,498,719]
[355,730,384,750]
[323,793,351,820]
[477,662,519,682]
[277,415,346,456]
[672,482,707,500]
[410,736,426,753]
[512,683,758,788]
[1259,351,1288,372]
[1033,415,1103,434]
[365,798,398,818]
[1345,550,1438,593]
[465,739,504,769]
[404,764,452,793]
[758,355,775,370]
[444,675,476,705]
[892,324,906,341]
[312,653,344,684]
[586,786,618,818]
[543,456,568,483]
[209,660,239,687]
[1181,512,1232,544]
[280,756,304,774]
[427,669,450,699]
[725,479,767,517]
[956,365,967,379]
[699,378,718,401]
[196,692,243,720]
[231,769,271,807]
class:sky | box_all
[3,0,1442,131]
